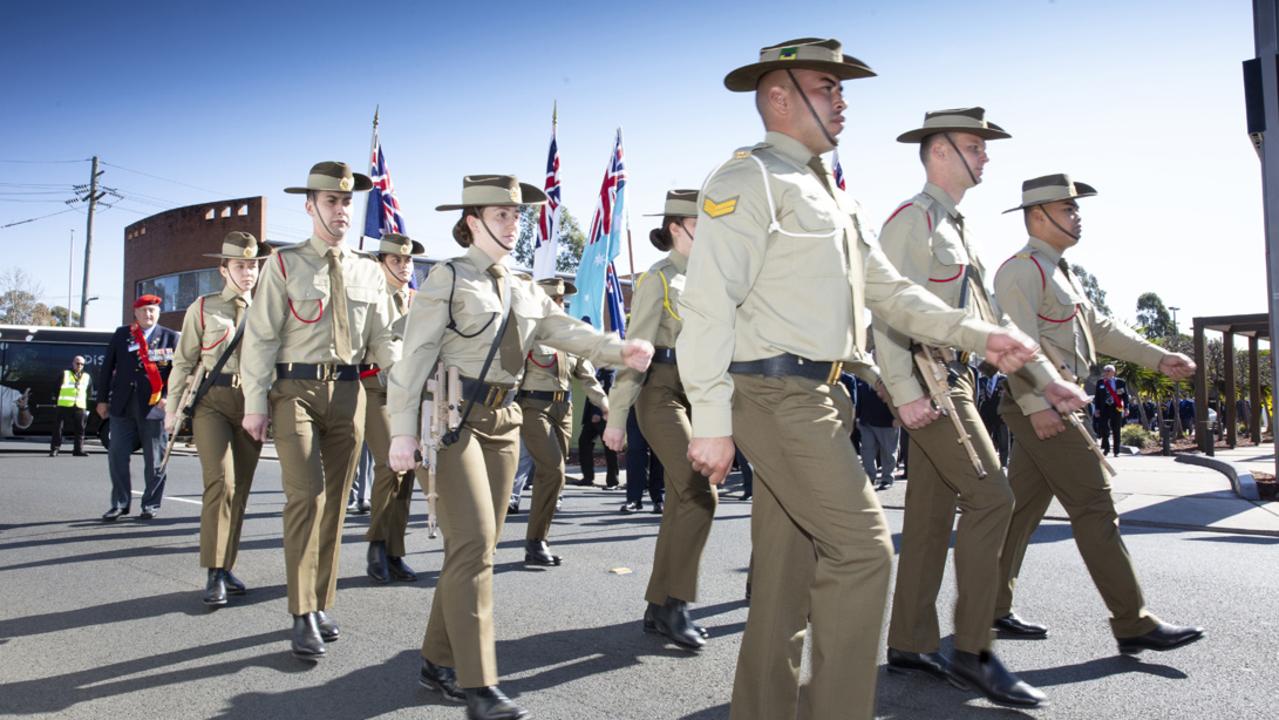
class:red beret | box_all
[134,294,162,309]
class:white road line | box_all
[132,490,202,506]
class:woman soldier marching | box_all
[387,175,653,720]
[603,189,717,652]
[165,230,272,607]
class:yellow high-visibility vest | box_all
[57,370,89,409]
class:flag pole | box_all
[360,105,379,251]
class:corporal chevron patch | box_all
[702,196,739,219]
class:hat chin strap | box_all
[785,69,838,149]
[942,132,978,186]
[1039,205,1080,241]
[479,213,514,252]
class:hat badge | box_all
[241,245,256,259]
[399,243,411,254]
[338,176,354,191]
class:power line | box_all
[100,161,311,218]
[0,158,90,164]
[0,207,81,229]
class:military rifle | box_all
[912,344,988,478]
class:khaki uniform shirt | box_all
[240,235,401,415]
[360,283,411,390]
[521,344,607,407]
[606,250,687,432]
[677,131,998,438]
[870,183,1058,406]
[165,285,249,417]
[387,246,625,438]
[994,236,1168,415]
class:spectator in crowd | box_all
[621,409,664,513]
[854,376,898,490]
[0,383,33,439]
[50,356,92,456]
[574,368,619,489]
[978,371,1010,467]
[96,293,179,521]
[1093,364,1128,456]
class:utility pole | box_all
[67,229,74,326]
[78,156,103,327]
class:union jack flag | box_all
[533,108,561,281]
[364,142,406,241]
[832,149,846,191]
[572,128,627,333]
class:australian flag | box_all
[832,149,846,191]
[571,128,627,336]
[533,111,562,281]
[364,142,407,240]
[364,140,412,285]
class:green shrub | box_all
[1121,424,1155,449]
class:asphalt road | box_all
[0,441,1274,719]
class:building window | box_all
[136,269,221,313]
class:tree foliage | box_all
[1135,292,1175,339]
[1069,263,1111,316]
[513,206,585,274]
[0,268,45,325]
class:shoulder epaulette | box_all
[884,200,932,232]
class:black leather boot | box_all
[367,541,390,583]
[314,610,339,642]
[222,569,247,594]
[993,612,1048,638]
[463,686,528,720]
[419,658,465,702]
[951,650,1047,708]
[523,539,562,566]
[644,602,708,639]
[1117,622,1204,654]
[202,569,227,607]
[387,555,418,582]
[652,596,705,651]
[291,613,325,660]
[885,647,964,687]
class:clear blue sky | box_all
[0,0,1263,336]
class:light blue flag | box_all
[571,128,626,330]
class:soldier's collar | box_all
[922,182,958,217]
[464,244,498,272]
[219,284,241,303]
[1026,235,1064,265]
[668,249,689,273]
[762,130,818,169]
[307,235,347,258]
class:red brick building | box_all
[123,197,267,328]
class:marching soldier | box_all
[239,161,400,660]
[517,276,609,567]
[603,189,717,651]
[993,174,1204,654]
[872,108,1087,708]
[386,174,652,720]
[364,232,424,585]
[165,230,271,607]
[677,38,1039,720]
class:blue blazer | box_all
[95,324,180,417]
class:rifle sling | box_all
[187,319,248,414]
[442,273,514,448]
